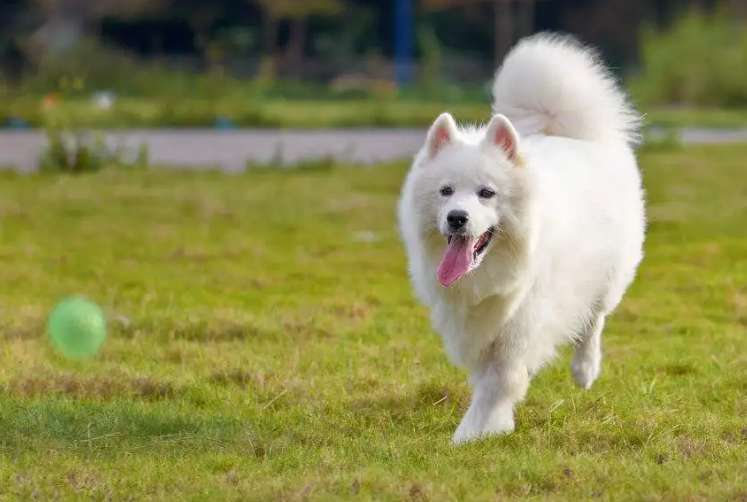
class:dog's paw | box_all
[571,354,601,390]
[452,414,514,445]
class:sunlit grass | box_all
[1,97,491,129]
[0,145,744,499]
[5,96,747,129]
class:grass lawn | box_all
[0,144,745,500]
[645,107,747,129]
[5,96,747,130]
[1,98,491,129]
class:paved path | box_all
[1,127,747,172]
[0,129,427,172]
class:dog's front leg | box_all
[452,357,529,444]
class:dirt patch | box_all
[662,363,699,377]
[209,369,274,389]
[4,372,177,401]
[330,302,372,321]
[169,319,265,342]
[409,483,428,501]
[676,436,708,458]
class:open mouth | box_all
[437,227,495,287]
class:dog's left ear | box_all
[425,112,459,159]
[483,114,520,161]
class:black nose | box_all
[447,210,469,230]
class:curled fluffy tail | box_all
[492,34,640,145]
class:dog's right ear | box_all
[425,113,458,159]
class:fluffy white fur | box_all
[398,34,645,444]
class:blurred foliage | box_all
[4,1,747,129]
[632,8,747,106]
[31,0,163,20]
[255,0,343,19]
[0,96,490,129]
[40,127,109,173]
[0,36,493,129]
[4,0,702,88]
[6,97,747,130]
[40,106,149,173]
[4,36,489,101]
[16,38,247,99]
[40,127,149,173]
[418,24,443,91]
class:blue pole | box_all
[394,0,414,87]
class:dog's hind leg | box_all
[571,314,605,389]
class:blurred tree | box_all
[0,0,727,85]
[255,0,343,79]
[423,0,542,64]
[165,0,226,68]
[561,0,648,70]
[0,0,32,80]
[726,0,747,17]
[28,0,164,57]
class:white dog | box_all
[398,34,645,444]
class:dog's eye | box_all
[478,188,496,199]
[440,186,454,197]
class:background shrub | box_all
[632,10,747,106]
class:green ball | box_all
[47,297,107,359]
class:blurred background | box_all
[1,0,747,169]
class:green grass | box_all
[0,144,745,500]
[645,107,747,129]
[0,97,492,129]
[6,96,747,130]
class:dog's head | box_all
[409,112,523,287]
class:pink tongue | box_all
[437,237,473,287]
